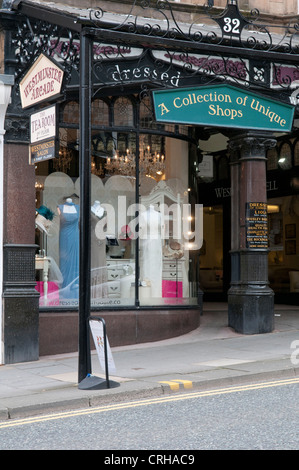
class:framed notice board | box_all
[245,202,268,249]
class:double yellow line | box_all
[0,377,298,429]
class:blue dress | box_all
[58,202,79,299]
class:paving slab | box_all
[0,306,298,420]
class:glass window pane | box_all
[92,99,109,126]
[140,96,156,129]
[62,101,79,124]
[114,97,134,127]
[218,155,229,180]
[91,169,136,308]
[278,142,292,170]
[268,196,299,294]
[199,206,223,294]
[294,141,299,166]
[267,147,278,170]
[139,136,198,306]
[35,127,197,308]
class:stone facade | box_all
[44,0,299,17]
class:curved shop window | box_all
[34,96,199,308]
[266,137,299,296]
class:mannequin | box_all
[57,198,79,298]
[139,205,162,297]
[90,200,107,299]
[35,205,54,236]
[91,200,105,219]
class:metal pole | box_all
[78,30,92,384]
[135,131,140,307]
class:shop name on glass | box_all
[214,181,278,198]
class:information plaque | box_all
[245,202,268,249]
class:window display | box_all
[199,205,224,294]
[34,96,199,308]
[139,205,163,298]
[57,198,79,298]
[268,196,299,293]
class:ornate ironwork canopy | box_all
[1,0,299,106]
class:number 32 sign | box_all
[214,2,248,38]
[223,17,241,34]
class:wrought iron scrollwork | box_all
[84,0,299,54]
[5,0,299,103]
[11,18,80,84]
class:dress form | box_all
[58,198,79,298]
[91,200,105,219]
[90,200,107,298]
[139,205,162,297]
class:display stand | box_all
[141,180,187,298]
[78,316,120,390]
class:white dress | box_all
[139,206,162,297]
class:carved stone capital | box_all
[228,131,277,162]
[4,114,30,143]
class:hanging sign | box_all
[89,319,116,375]
[152,84,295,132]
[29,105,58,164]
[30,139,56,164]
[245,202,268,249]
[197,155,213,178]
[30,104,57,143]
[19,53,64,109]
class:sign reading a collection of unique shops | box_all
[152,84,295,132]
[29,104,58,164]
[245,202,268,249]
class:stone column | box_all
[0,75,14,364]
[2,95,39,364]
[228,131,276,334]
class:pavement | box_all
[0,302,299,421]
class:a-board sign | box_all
[89,319,116,375]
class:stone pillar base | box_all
[4,296,39,363]
[228,286,274,334]
[228,250,274,334]
[3,244,39,364]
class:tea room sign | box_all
[29,104,58,164]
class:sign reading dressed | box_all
[245,202,268,249]
[152,84,295,132]
[20,54,64,109]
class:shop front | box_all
[196,139,299,305]
[1,0,299,363]
[34,94,202,358]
